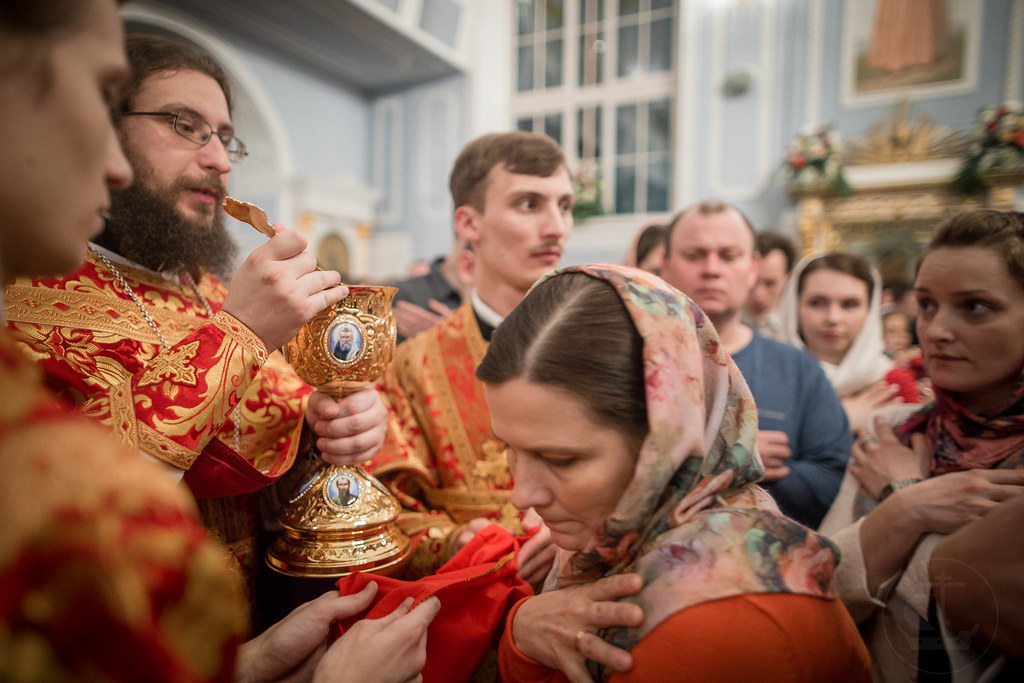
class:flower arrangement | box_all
[954,101,1024,195]
[572,162,604,222]
[780,124,851,196]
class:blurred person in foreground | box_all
[0,1,437,680]
[4,33,389,618]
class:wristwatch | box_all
[879,478,923,501]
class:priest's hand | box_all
[306,387,387,466]
[223,227,347,351]
[312,595,440,683]
[236,583,379,683]
[511,573,644,683]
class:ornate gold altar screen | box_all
[790,102,1022,286]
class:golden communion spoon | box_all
[222,196,276,237]
[222,196,327,272]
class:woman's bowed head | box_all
[478,264,871,682]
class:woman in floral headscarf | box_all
[477,264,870,682]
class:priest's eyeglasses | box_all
[123,110,248,162]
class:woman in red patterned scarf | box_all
[823,209,1024,683]
[477,264,871,682]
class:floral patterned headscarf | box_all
[532,265,839,680]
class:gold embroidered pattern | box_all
[138,340,200,392]
[138,421,201,470]
[474,443,511,487]
[211,311,268,363]
[403,304,495,488]
[497,502,524,536]
[5,284,164,345]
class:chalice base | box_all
[266,462,411,578]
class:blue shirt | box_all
[732,333,852,529]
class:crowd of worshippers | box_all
[2,3,1022,682]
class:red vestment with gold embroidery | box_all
[371,302,523,577]
[0,327,246,680]
[5,249,311,596]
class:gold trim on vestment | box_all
[424,487,513,509]
[371,457,437,485]
[407,305,499,488]
[211,311,268,361]
[5,284,220,347]
[138,421,200,470]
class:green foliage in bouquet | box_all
[954,101,1024,196]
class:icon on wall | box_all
[841,0,981,105]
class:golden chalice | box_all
[267,285,410,578]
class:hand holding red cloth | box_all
[335,524,536,683]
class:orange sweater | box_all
[499,593,872,682]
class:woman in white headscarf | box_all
[776,252,919,434]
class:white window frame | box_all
[510,0,678,216]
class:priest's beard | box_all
[96,160,237,282]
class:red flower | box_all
[790,154,806,170]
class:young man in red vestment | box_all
[370,131,572,581]
[4,34,388,614]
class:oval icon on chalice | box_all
[325,472,360,508]
[324,316,365,365]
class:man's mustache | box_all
[171,176,227,198]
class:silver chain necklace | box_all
[89,246,243,454]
